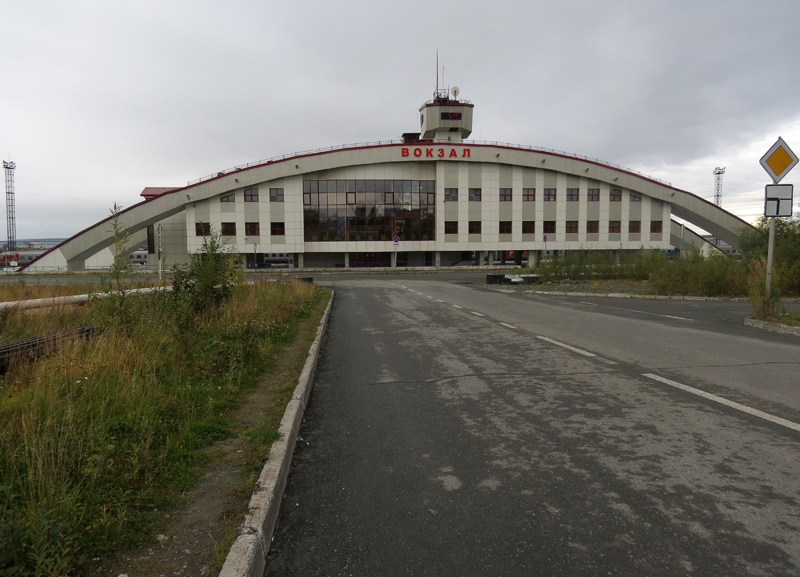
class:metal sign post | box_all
[759,137,798,298]
[157,224,163,282]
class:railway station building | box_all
[23,90,750,272]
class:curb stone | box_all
[525,290,751,302]
[744,317,800,337]
[218,291,334,577]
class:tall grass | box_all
[523,250,749,297]
[0,278,325,576]
[747,257,782,319]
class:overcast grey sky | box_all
[2,0,799,239]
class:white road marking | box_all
[436,299,445,303]
[499,322,517,329]
[426,295,434,299]
[399,286,406,289]
[452,305,463,309]
[471,311,485,317]
[536,336,597,357]
[643,373,800,433]
[662,315,694,321]
[579,301,598,306]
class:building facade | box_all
[23,91,749,272]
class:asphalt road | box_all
[265,273,800,576]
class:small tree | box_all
[172,227,241,314]
[106,203,134,292]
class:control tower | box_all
[419,87,474,142]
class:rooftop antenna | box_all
[436,50,439,93]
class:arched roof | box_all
[21,141,752,271]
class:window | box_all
[522,221,535,234]
[567,188,579,201]
[195,222,210,236]
[445,221,458,234]
[630,194,641,202]
[522,188,535,201]
[220,193,235,203]
[445,188,458,201]
[609,220,621,234]
[566,221,578,234]
[650,221,663,234]
[543,221,556,234]
[245,222,260,236]
[610,189,622,202]
[270,188,284,202]
[629,221,641,234]
[245,188,259,202]
[271,222,285,236]
[469,188,482,202]
[221,222,236,236]
[499,188,512,202]
[302,179,436,242]
[587,188,600,201]
[544,188,557,201]
[499,221,512,234]
[468,221,481,234]
[587,221,599,233]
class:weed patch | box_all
[0,267,328,575]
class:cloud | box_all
[1,0,799,237]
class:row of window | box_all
[196,222,285,236]
[197,219,663,238]
[220,188,284,203]
[304,180,436,193]
[444,220,663,235]
[444,188,640,202]
[220,186,642,204]
[304,191,436,208]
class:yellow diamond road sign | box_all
[760,137,798,183]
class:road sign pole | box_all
[766,215,776,298]
[760,138,798,305]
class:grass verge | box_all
[0,277,329,576]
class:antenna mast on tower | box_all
[3,160,16,251]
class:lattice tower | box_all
[712,167,725,246]
[3,161,15,251]
[713,167,725,207]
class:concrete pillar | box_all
[298,253,304,269]
[344,252,350,268]
[435,251,441,267]
[391,251,397,268]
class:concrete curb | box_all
[744,317,800,337]
[525,290,752,302]
[218,291,334,577]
